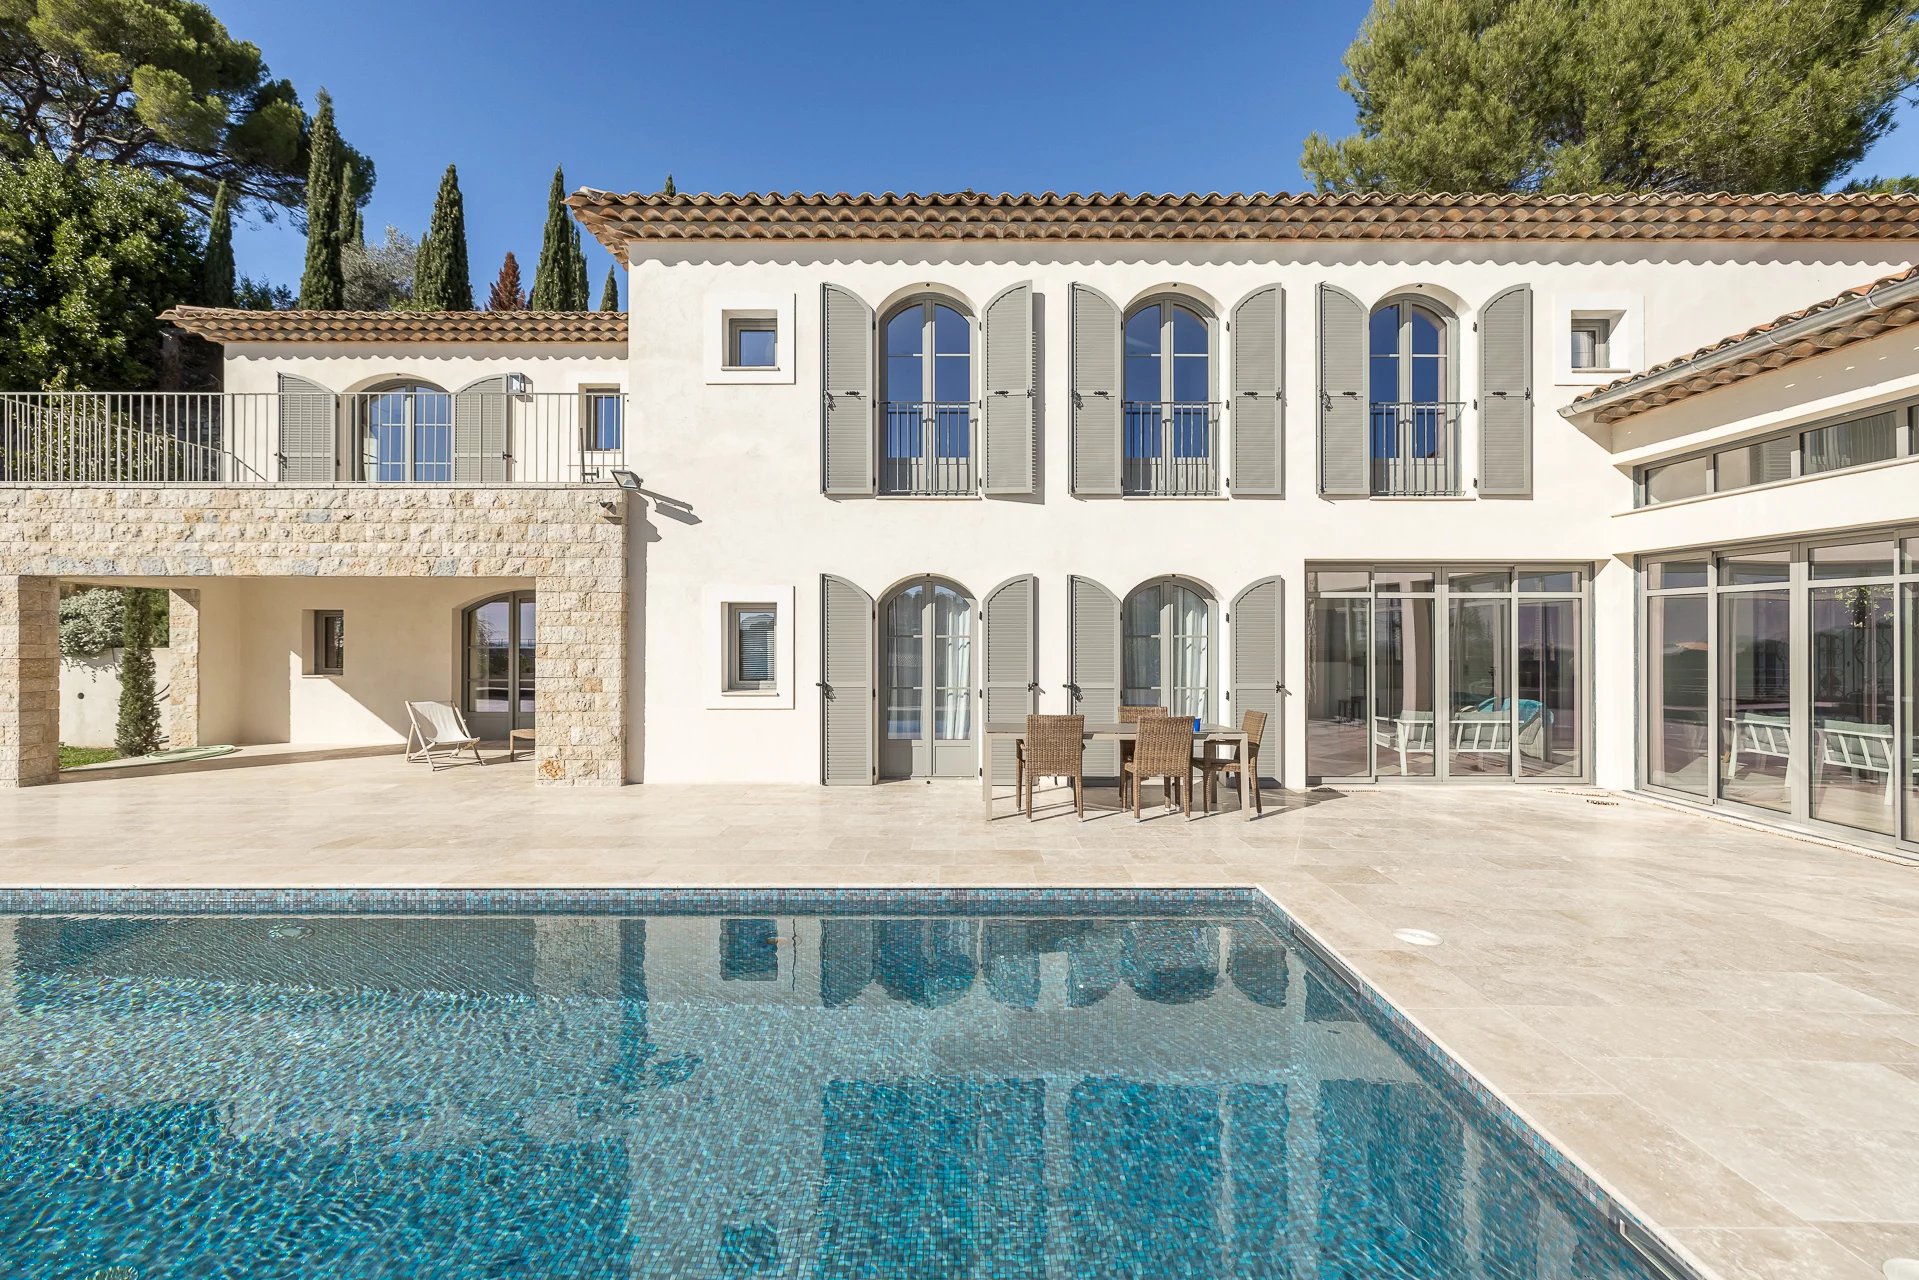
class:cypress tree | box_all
[298,90,344,309]
[662,173,676,195]
[570,235,589,311]
[416,164,473,310]
[115,591,162,758]
[487,251,527,310]
[201,180,235,306]
[530,164,589,310]
[599,265,619,311]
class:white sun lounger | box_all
[405,700,486,770]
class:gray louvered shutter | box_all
[1069,575,1121,775]
[453,375,509,483]
[1071,284,1122,495]
[275,374,337,482]
[820,574,875,785]
[980,282,1036,495]
[1231,286,1284,495]
[822,284,875,495]
[1317,284,1369,496]
[1479,284,1533,496]
[982,574,1038,784]
[1230,576,1284,781]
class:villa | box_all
[2,189,1919,858]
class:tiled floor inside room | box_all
[4,754,1918,1280]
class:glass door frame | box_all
[879,576,977,780]
[1307,564,1593,786]
[460,589,536,740]
[1637,527,1917,857]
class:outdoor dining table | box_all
[981,720,1254,821]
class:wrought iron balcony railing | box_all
[880,401,975,496]
[0,390,629,485]
[1123,401,1220,496]
[1368,401,1462,496]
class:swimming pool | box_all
[0,890,1680,1279]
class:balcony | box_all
[880,401,975,495]
[0,390,629,485]
[1369,401,1462,496]
[1123,401,1219,496]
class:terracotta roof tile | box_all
[1569,264,1919,424]
[569,189,1919,259]
[159,307,626,344]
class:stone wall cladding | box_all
[0,486,628,787]
[0,576,59,786]
[166,588,200,749]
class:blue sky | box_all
[220,0,1919,304]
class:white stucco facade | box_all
[618,240,1913,796]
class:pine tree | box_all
[115,590,162,758]
[530,164,588,310]
[599,265,620,311]
[415,164,473,310]
[487,251,527,310]
[298,90,345,308]
[201,180,235,307]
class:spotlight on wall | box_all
[505,373,532,394]
[610,469,643,491]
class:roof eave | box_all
[1560,274,1919,424]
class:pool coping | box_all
[0,883,1710,1280]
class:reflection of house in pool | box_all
[816,917,1308,1010]
[0,911,1656,1279]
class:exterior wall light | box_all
[611,469,643,491]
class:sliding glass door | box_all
[1307,566,1589,784]
[1519,591,1583,779]
[1642,530,1919,853]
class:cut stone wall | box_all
[0,487,628,787]
[167,589,199,749]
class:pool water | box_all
[0,895,1671,1279]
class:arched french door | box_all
[880,298,974,494]
[1123,577,1215,720]
[1122,299,1215,494]
[462,590,535,740]
[358,380,453,482]
[880,577,976,778]
[1368,297,1457,495]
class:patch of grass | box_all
[59,745,121,769]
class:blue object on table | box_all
[1192,716,1202,733]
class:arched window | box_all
[1122,299,1215,494]
[880,577,975,778]
[462,590,535,740]
[880,299,973,494]
[1122,577,1214,719]
[1368,298,1457,494]
[358,379,452,483]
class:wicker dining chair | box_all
[1117,704,1168,806]
[1023,714,1086,820]
[1201,709,1268,816]
[1121,715,1195,820]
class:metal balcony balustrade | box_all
[879,400,975,495]
[1368,400,1463,496]
[0,390,629,485]
[1123,400,1219,496]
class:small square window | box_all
[727,317,778,369]
[1570,318,1612,370]
[314,610,344,675]
[726,603,777,692]
[582,389,622,452]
